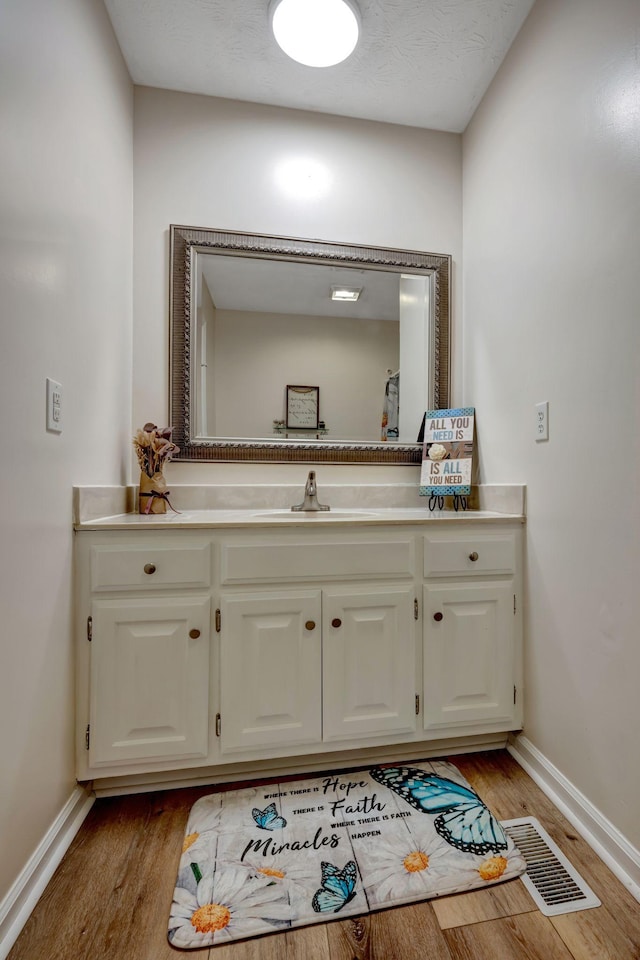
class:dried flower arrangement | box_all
[133,422,180,476]
[133,423,180,514]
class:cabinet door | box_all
[220,591,322,753]
[322,584,416,741]
[89,596,210,766]
[423,581,515,730]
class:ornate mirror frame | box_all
[169,225,451,464]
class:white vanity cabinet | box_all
[320,583,416,741]
[89,595,211,765]
[74,515,523,789]
[216,531,418,755]
[219,583,416,754]
[219,589,323,752]
[421,527,523,734]
[75,533,213,778]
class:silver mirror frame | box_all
[169,225,451,464]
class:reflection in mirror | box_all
[170,227,451,464]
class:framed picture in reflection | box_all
[286,385,319,429]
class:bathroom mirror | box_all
[169,225,451,463]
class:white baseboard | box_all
[0,785,95,960]
[508,734,640,903]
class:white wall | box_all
[463,0,640,846]
[0,0,133,904]
[207,309,398,441]
[3,0,636,926]
[133,88,462,484]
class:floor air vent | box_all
[501,817,601,916]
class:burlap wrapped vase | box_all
[139,471,168,514]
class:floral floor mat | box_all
[168,759,526,949]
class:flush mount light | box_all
[331,286,362,302]
[270,0,360,68]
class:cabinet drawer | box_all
[423,530,516,577]
[90,543,210,590]
[221,537,415,584]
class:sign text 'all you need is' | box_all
[419,408,475,497]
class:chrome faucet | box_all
[291,470,330,512]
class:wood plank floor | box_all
[7,751,640,960]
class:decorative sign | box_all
[286,385,319,429]
[419,407,475,496]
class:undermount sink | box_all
[252,509,379,519]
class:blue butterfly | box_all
[251,803,287,831]
[370,766,508,856]
[312,860,358,913]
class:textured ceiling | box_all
[200,256,400,321]
[104,0,535,133]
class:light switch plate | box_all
[535,401,549,442]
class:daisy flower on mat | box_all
[362,832,451,903]
[478,855,509,880]
[169,867,293,948]
[240,852,317,897]
[211,837,322,919]
[242,854,302,882]
[449,849,525,893]
[179,801,224,870]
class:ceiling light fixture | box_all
[331,286,362,302]
[270,0,360,68]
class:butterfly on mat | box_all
[251,803,287,831]
[370,766,508,856]
[311,860,358,913]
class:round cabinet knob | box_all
[331,618,342,628]
[189,628,201,639]
[143,563,156,575]
[433,612,444,622]
[305,620,316,631]
[468,551,479,562]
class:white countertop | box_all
[75,507,525,531]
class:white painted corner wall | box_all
[509,736,640,902]
[0,0,133,935]
[463,0,640,849]
[4,0,640,951]
[0,787,94,960]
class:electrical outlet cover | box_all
[46,378,62,433]
[535,401,548,442]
